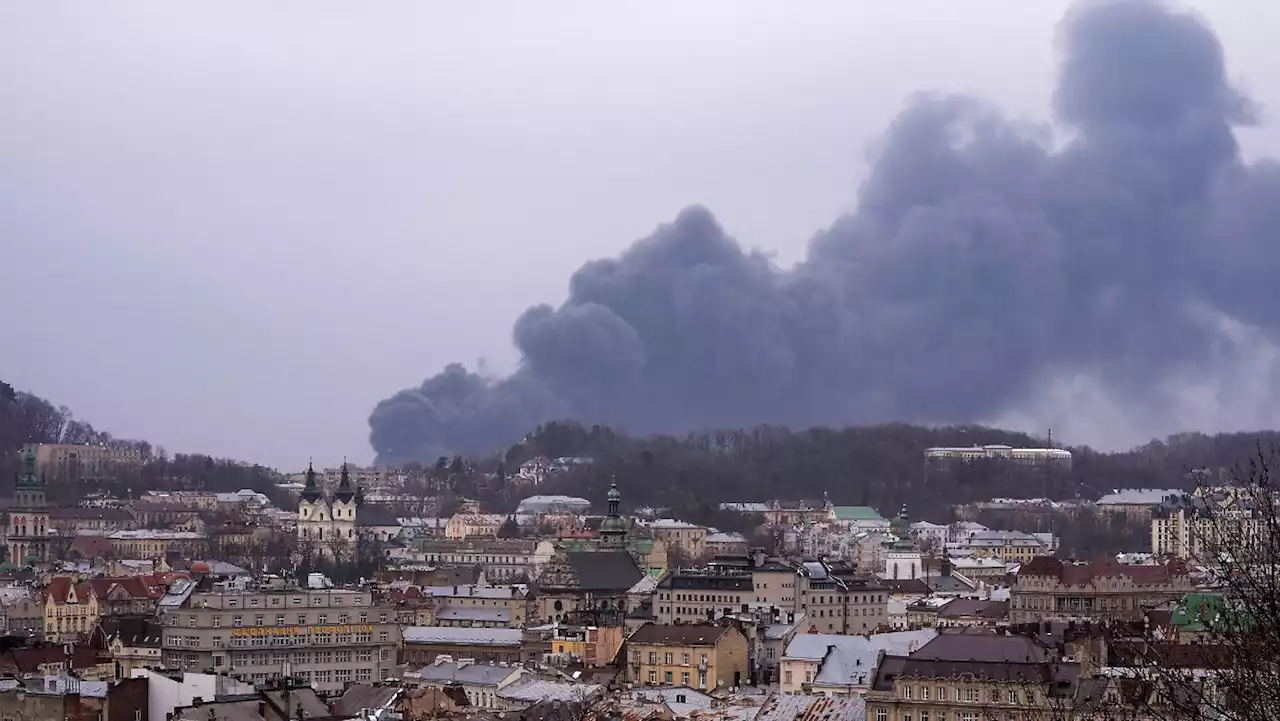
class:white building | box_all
[515,495,591,515]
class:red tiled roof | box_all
[70,534,116,559]
[1018,555,1187,587]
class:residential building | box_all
[1151,486,1263,560]
[421,584,529,628]
[625,623,749,691]
[444,513,505,539]
[34,442,145,482]
[412,537,556,582]
[780,629,937,695]
[751,560,797,608]
[42,577,99,642]
[94,615,163,678]
[400,626,523,666]
[655,568,754,624]
[49,507,135,534]
[157,577,401,695]
[407,657,528,710]
[866,632,1086,720]
[795,561,889,634]
[1098,488,1183,519]
[935,598,1009,627]
[946,529,1044,563]
[1009,555,1192,624]
[647,520,708,559]
[704,532,749,556]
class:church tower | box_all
[297,461,328,542]
[598,480,628,549]
[8,444,49,566]
[331,461,357,541]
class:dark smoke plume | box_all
[370,0,1277,463]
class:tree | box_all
[1093,445,1280,721]
[497,515,520,538]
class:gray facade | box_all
[159,585,401,696]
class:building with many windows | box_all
[625,623,748,691]
[157,576,401,695]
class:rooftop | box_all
[402,626,522,646]
[628,623,733,647]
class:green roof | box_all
[1171,593,1251,632]
[833,506,885,522]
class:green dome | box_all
[600,516,627,534]
[0,560,15,573]
[22,555,39,566]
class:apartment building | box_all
[654,568,754,624]
[413,538,556,582]
[157,577,401,695]
[866,632,1086,720]
[1151,486,1263,560]
[625,623,748,691]
[796,561,889,634]
[422,584,529,628]
[444,514,505,539]
[647,520,709,560]
[946,529,1044,563]
[35,443,146,482]
[1010,556,1191,624]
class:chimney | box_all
[257,701,267,719]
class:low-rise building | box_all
[866,631,1086,720]
[406,657,528,710]
[444,514,505,539]
[1098,488,1183,519]
[1010,555,1192,624]
[413,538,556,582]
[625,623,749,691]
[401,626,523,666]
[704,532,749,556]
[780,629,937,695]
[647,520,709,560]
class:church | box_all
[6,444,49,567]
[296,462,400,554]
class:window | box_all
[875,710,887,721]
[276,615,285,626]
[784,670,792,685]
[648,670,657,684]
[921,686,930,701]
[1008,689,1019,704]
[255,615,264,626]
[920,713,929,721]
[648,652,657,664]
[380,648,390,661]
[682,671,689,685]
[379,632,389,642]
[665,671,673,683]
[962,688,979,703]
[318,614,327,625]
[212,616,222,628]
[903,685,914,699]
[937,686,946,701]
[232,616,243,627]
[297,614,307,625]
[664,652,673,665]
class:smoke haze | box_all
[369,0,1280,463]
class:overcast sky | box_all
[3,2,1280,469]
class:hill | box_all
[480,421,1280,524]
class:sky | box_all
[4,2,1280,469]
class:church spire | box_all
[334,460,355,504]
[300,459,321,502]
[599,478,627,549]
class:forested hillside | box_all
[0,380,280,503]
[483,421,1280,524]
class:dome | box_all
[0,560,15,573]
[22,554,39,566]
[607,483,621,503]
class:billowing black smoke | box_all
[370,0,1279,463]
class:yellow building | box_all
[42,577,100,642]
[35,443,145,482]
[626,623,748,692]
[647,520,708,560]
[866,632,1085,721]
[444,514,504,539]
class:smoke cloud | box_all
[370,0,1280,463]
